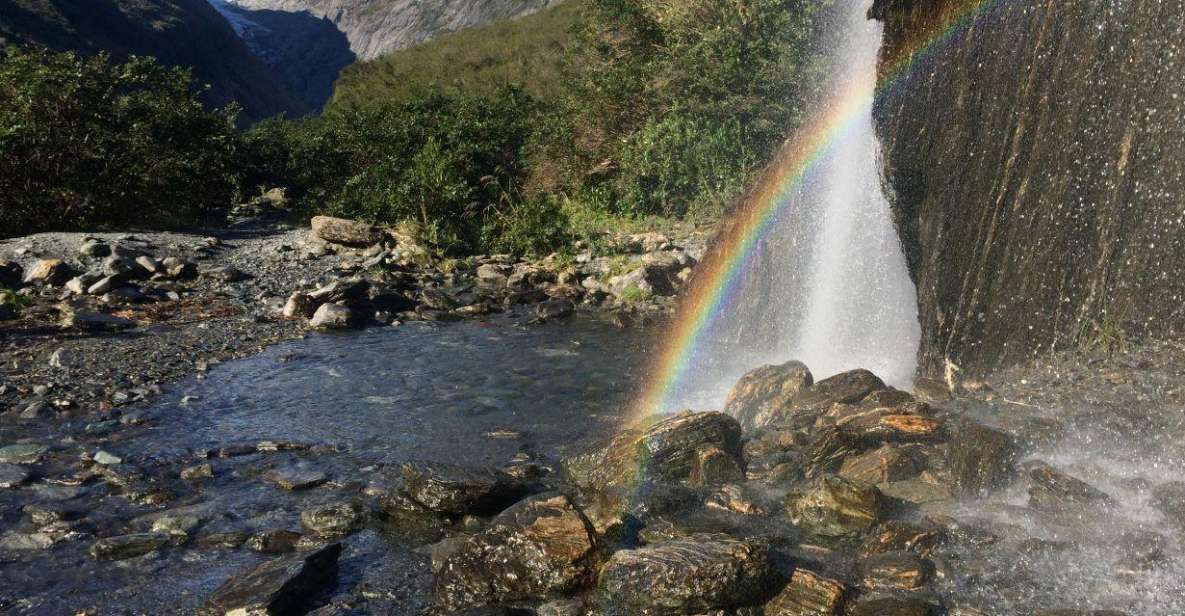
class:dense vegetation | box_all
[1,0,829,255]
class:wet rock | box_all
[282,292,318,319]
[205,543,342,615]
[763,568,846,616]
[92,450,122,465]
[0,443,49,464]
[24,259,76,285]
[432,494,597,610]
[1027,463,1113,511]
[246,529,303,554]
[947,420,1018,496]
[265,466,328,491]
[724,360,814,432]
[787,475,883,538]
[537,599,585,616]
[689,444,745,486]
[476,263,510,287]
[309,303,359,330]
[181,463,215,481]
[301,502,365,536]
[89,533,172,560]
[859,521,942,557]
[834,406,943,445]
[1150,481,1185,527]
[846,598,935,616]
[162,257,198,279]
[756,369,886,430]
[860,550,930,590]
[534,298,576,321]
[199,532,249,549]
[598,535,775,615]
[0,463,30,488]
[838,445,920,484]
[801,428,863,479]
[152,514,202,536]
[911,377,951,403]
[311,215,384,246]
[399,461,525,516]
[563,412,742,495]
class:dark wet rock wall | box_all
[871,0,1185,376]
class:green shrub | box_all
[482,195,571,258]
[0,48,242,237]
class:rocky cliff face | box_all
[224,0,555,61]
[0,0,306,122]
[870,0,1185,376]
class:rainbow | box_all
[632,0,1006,420]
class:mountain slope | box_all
[224,0,557,62]
[0,0,306,122]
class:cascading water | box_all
[664,1,919,410]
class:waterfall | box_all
[669,1,920,410]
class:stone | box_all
[689,444,745,486]
[162,257,198,279]
[764,568,847,616]
[246,529,303,554]
[93,450,122,465]
[152,515,202,536]
[787,475,883,538]
[202,266,250,283]
[65,272,102,295]
[135,255,161,273]
[89,533,172,560]
[282,292,317,318]
[266,466,328,491]
[58,300,136,331]
[537,599,585,616]
[834,406,943,445]
[205,543,341,615]
[199,532,249,549]
[476,263,510,287]
[432,495,597,611]
[725,360,814,432]
[846,598,935,616]
[860,551,930,590]
[398,461,525,516]
[912,377,951,403]
[0,443,48,464]
[1027,463,1113,511]
[534,298,576,320]
[301,502,365,536]
[309,303,359,330]
[755,369,886,430]
[838,445,920,484]
[48,348,73,369]
[102,286,146,304]
[1151,481,1185,527]
[181,463,215,481]
[947,420,1018,496]
[0,463,30,488]
[24,259,76,285]
[608,264,679,297]
[311,215,384,246]
[598,535,776,615]
[79,239,112,257]
[859,521,943,557]
[563,411,743,495]
[101,255,140,277]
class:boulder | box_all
[265,465,328,491]
[309,303,359,330]
[79,239,112,258]
[476,264,510,287]
[787,475,883,538]
[947,420,1019,496]
[563,412,743,494]
[89,533,172,560]
[24,259,76,285]
[608,264,679,297]
[101,255,141,278]
[1026,463,1113,511]
[534,299,575,321]
[308,279,370,305]
[86,275,126,296]
[65,272,102,295]
[301,502,365,536]
[399,461,526,516]
[598,535,776,615]
[724,361,814,432]
[838,445,920,484]
[311,215,384,246]
[432,495,597,611]
[689,444,745,486]
[205,543,341,615]
[283,292,318,319]
[161,257,198,279]
[753,369,886,430]
[58,300,136,331]
[860,551,930,590]
[764,568,847,616]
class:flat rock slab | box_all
[265,466,328,491]
[0,443,49,464]
[89,533,172,560]
[205,543,342,615]
[399,461,525,516]
[0,463,31,488]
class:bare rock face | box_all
[310,215,384,247]
[562,411,743,496]
[764,568,847,616]
[598,535,776,615]
[432,495,597,611]
[205,542,342,615]
[398,461,526,517]
[724,360,814,432]
[787,475,883,538]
